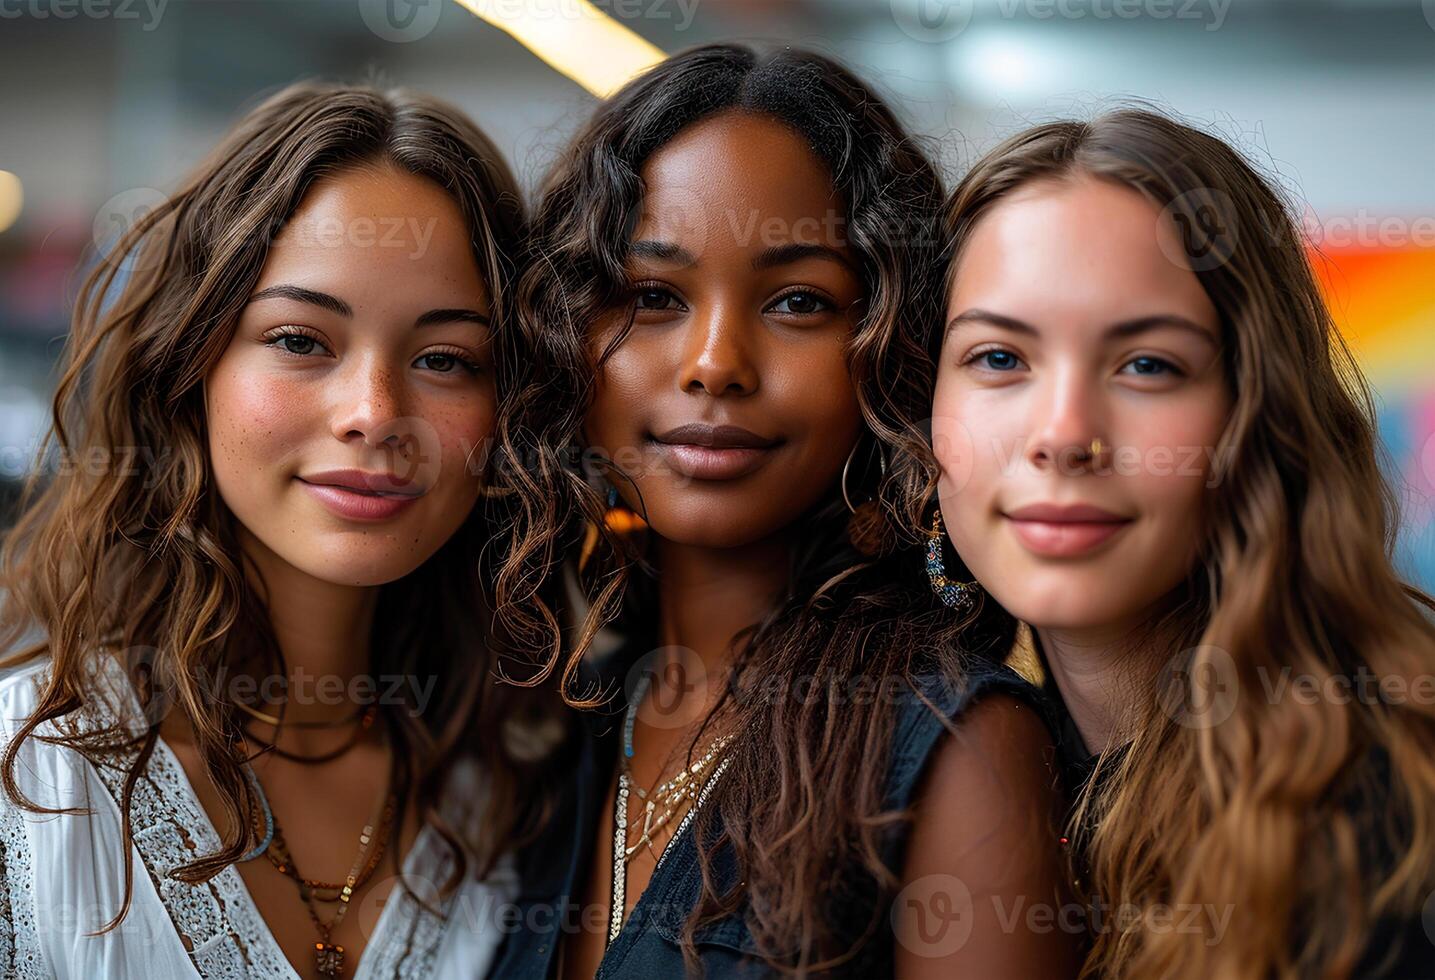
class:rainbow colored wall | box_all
[1314,247,1435,590]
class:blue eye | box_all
[980,350,1021,371]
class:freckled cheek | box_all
[207,367,317,477]
[423,392,497,485]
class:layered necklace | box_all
[238,701,398,978]
[608,671,734,945]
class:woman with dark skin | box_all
[494,44,1082,979]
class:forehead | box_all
[634,111,847,250]
[952,176,1215,323]
[262,164,488,299]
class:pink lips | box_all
[297,469,426,522]
[1003,502,1133,558]
[650,423,783,481]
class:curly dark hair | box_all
[512,43,1021,974]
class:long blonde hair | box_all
[943,108,1435,979]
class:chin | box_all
[287,544,433,589]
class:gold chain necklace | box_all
[607,671,736,946]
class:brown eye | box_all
[266,331,329,357]
[636,288,678,311]
[769,291,830,315]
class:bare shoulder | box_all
[894,693,1081,978]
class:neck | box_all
[1036,620,1152,756]
[654,532,792,686]
[235,526,379,725]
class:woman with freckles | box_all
[0,83,569,978]
[930,109,1435,978]
[492,44,1082,979]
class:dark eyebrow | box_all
[752,242,855,273]
[1105,315,1218,345]
[249,284,351,318]
[629,240,697,265]
[415,308,491,328]
[248,285,489,329]
[946,309,1218,346]
[945,309,1037,337]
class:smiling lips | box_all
[1004,502,1134,558]
[650,423,783,481]
[298,468,426,521]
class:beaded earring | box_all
[925,509,982,614]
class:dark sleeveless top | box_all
[487,655,1051,979]
[1039,675,1435,979]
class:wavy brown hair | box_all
[943,107,1435,979]
[0,80,567,926]
[516,43,1021,973]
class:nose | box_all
[330,352,409,450]
[1025,365,1109,474]
[677,303,759,397]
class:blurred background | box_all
[1,0,1432,586]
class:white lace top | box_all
[0,656,517,979]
